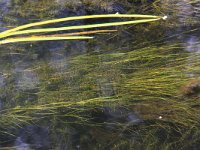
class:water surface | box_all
[0,0,200,149]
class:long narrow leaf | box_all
[0,30,115,45]
[0,36,93,45]
[2,18,161,38]
[0,14,161,37]
[47,29,117,36]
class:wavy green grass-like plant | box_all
[0,14,165,44]
[0,41,200,149]
[0,43,199,126]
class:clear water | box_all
[0,0,200,149]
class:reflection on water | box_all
[0,0,200,149]
[185,36,200,53]
[14,126,50,150]
[14,63,39,90]
[184,35,200,78]
[0,74,5,87]
[0,0,10,31]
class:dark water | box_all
[0,0,200,149]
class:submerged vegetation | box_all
[0,0,200,149]
[1,42,200,149]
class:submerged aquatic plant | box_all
[0,42,200,149]
[0,14,165,44]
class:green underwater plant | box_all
[0,41,200,149]
[0,14,166,44]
